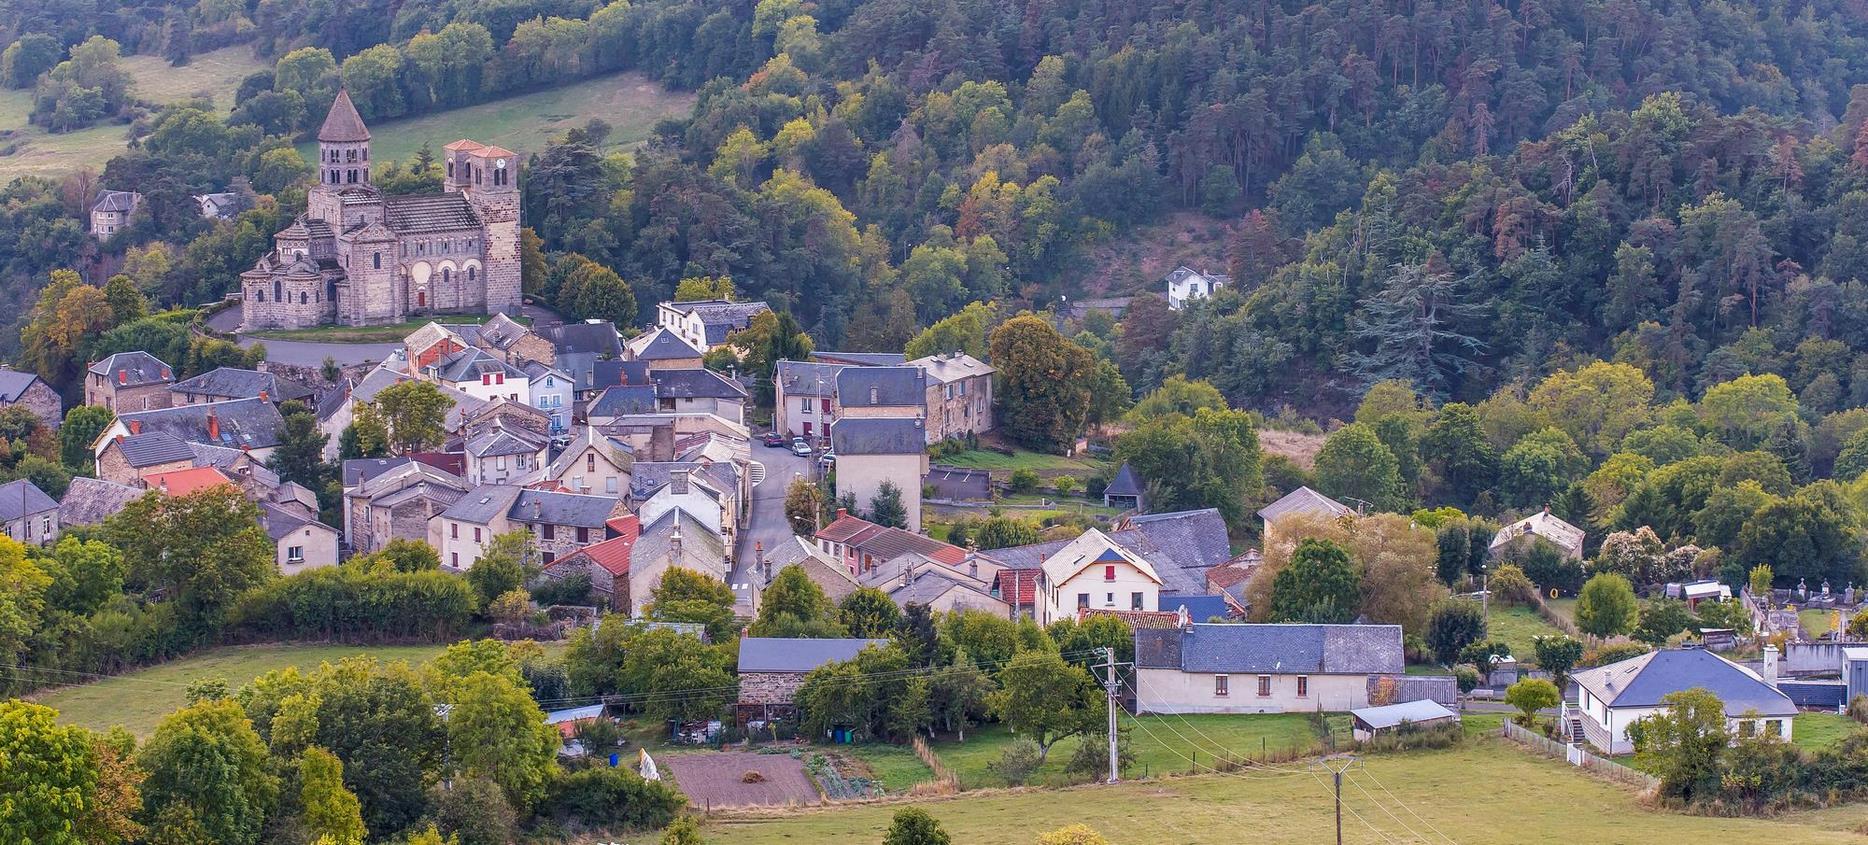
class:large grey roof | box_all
[466,423,548,458]
[0,478,58,521]
[831,418,925,455]
[383,193,480,234]
[737,637,889,673]
[632,328,702,361]
[430,348,525,384]
[590,360,651,391]
[118,398,284,450]
[540,322,623,357]
[509,489,619,528]
[317,89,370,142]
[92,189,140,213]
[631,461,738,502]
[1134,623,1403,675]
[836,366,924,407]
[634,507,727,574]
[1257,486,1354,523]
[89,352,174,386]
[171,367,305,401]
[439,485,522,524]
[666,300,770,343]
[0,370,44,402]
[59,477,144,526]
[259,501,328,542]
[114,431,196,468]
[984,508,1230,595]
[1571,649,1796,716]
[776,360,843,397]
[344,456,413,487]
[588,385,658,418]
[652,368,747,400]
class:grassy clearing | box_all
[838,744,935,794]
[247,311,525,342]
[1801,609,1840,639]
[935,448,1108,473]
[0,46,267,181]
[294,72,694,167]
[30,642,450,737]
[1486,605,1569,664]
[931,713,1346,788]
[705,740,1868,844]
[1545,597,1577,623]
[1795,713,1861,751]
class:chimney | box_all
[117,369,126,385]
[670,521,683,559]
[835,507,848,520]
[206,411,220,441]
[259,389,269,403]
[113,434,124,445]
[531,499,542,519]
[672,469,689,495]
[128,420,141,435]
[968,559,978,578]
[1763,644,1779,686]
[1176,604,1193,631]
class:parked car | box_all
[818,452,836,469]
[791,439,813,457]
[760,432,787,447]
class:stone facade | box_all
[241,90,522,330]
[737,671,809,706]
[0,377,62,431]
[96,441,191,485]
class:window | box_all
[587,453,596,472]
[1256,676,1271,697]
[468,267,476,281]
[1131,592,1143,610]
[576,527,589,543]
[451,552,459,567]
[541,551,554,564]
[1105,593,1114,605]
[1104,564,1116,581]
[1077,593,1089,609]
[473,527,481,542]
[1296,676,1308,698]
[450,522,458,539]
[542,524,555,540]
[1766,720,1783,737]
[373,252,381,270]
[605,477,617,494]
[1215,675,1229,697]
[287,545,304,562]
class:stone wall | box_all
[88,382,172,413]
[738,671,807,705]
[7,381,62,430]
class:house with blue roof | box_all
[1567,647,1796,754]
[1134,621,1406,714]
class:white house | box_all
[1037,528,1163,626]
[1566,647,1797,755]
[1134,620,1406,714]
[637,469,728,546]
[1490,507,1586,560]
[655,299,771,352]
[523,361,575,433]
[541,426,635,496]
[830,418,928,533]
[424,348,530,404]
[1163,266,1228,310]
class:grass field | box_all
[1487,605,1569,664]
[295,72,694,167]
[30,642,450,736]
[0,45,267,180]
[704,740,1868,844]
[1795,712,1860,751]
[930,713,1347,788]
[1802,608,1841,639]
[248,311,526,342]
[840,744,936,793]
[935,448,1108,473]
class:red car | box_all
[760,432,788,447]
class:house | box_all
[537,514,640,611]
[835,366,925,421]
[461,419,549,485]
[656,299,771,352]
[909,352,993,443]
[624,327,706,370]
[736,637,888,721]
[1133,621,1405,714]
[587,359,652,397]
[1351,700,1460,742]
[814,509,967,576]
[623,507,729,614]
[194,191,249,220]
[1034,528,1164,625]
[0,370,61,430]
[86,352,174,412]
[1566,647,1797,754]
[89,189,141,238]
[1163,266,1228,310]
[587,385,660,423]
[0,479,60,546]
[416,314,553,368]
[58,477,144,528]
[1102,462,1144,510]
[424,348,529,404]
[537,321,624,392]
[1490,507,1586,560]
[774,360,843,440]
[636,468,729,544]
[341,458,470,554]
[1256,486,1353,546]
[170,366,310,405]
[432,485,625,570]
[261,501,339,575]
[830,417,928,532]
[650,368,747,424]
[95,431,196,484]
[541,426,635,496]
[96,399,286,463]
[756,535,861,603]
[860,552,1008,615]
[984,508,1235,620]
[812,351,906,366]
[522,361,574,433]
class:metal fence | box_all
[1499,720,1659,792]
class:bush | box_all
[1488,563,1536,605]
[1426,598,1486,664]
[1584,642,1651,668]
[989,738,1043,785]
[1520,542,1585,595]
[1358,720,1466,753]
[1505,678,1561,726]
[1009,468,1041,493]
[228,562,478,641]
[431,776,516,845]
[545,766,686,831]
[1458,639,1513,670]
[1849,695,1868,725]
[1452,665,1481,693]
[1052,475,1080,496]
[1064,730,1133,780]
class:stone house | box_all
[89,190,141,238]
[95,431,197,485]
[0,479,60,546]
[537,514,641,611]
[812,509,967,576]
[431,485,625,570]
[341,457,470,554]
[655,299,770,352]
[86,352,174,412]
[623,327,706,370]
[830,417,928,532]
[0,370,62,430]
[94,398,286,464]
[736,637,888,723]
[58,477,145,528]
[617,507,728,615]
[170,366,310,406]
[908,352,993,443]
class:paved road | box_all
[730,440,815,613]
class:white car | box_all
[791,439,813,457]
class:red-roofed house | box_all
[540,513,641,611]
[813,509,965,575]
[142,466,236,496]
[993,568,1042,619]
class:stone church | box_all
[241,90,522,329]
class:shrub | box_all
[1849,695,1868,725]
[545,766,686,831]
[1009,468,1041,493]
[883,807,951,845]
[1426,598,1486,664]
[1488,563,1536,605]
[989,738,1043,785]
[1063,730,1133,780]
[1505,678,1561,726]
[1450,665,1479,693]
[229,562,477,641]
[1584,642,1651,668]
[1459,639,1513,670]
[1052,475,1080,496]
[430,776,516,845]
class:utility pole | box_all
[1093,646,1129,784]
[1317,755,1355,845]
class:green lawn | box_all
[703,741,1868,844]
[1545,597,1577,624]
[839,744,936,794]
[1486,605,1569,664]
[0,45,267,180]
[246,311,525,342]
[1795,713,1861,751]
[1802,609,1840,640]
[29,642,450,737]
[931,713,1346,788]
[934,448,1108,473]
[295,71,694,167]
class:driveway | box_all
[730,439,815,612]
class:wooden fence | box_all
[1499,720,1659,792]
[912,736,960,793]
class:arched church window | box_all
[274,280,282,301]
[443,268,451,285]
[300,292,308,305]
[468,267,476,281]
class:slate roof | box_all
[318,89,371,142]
[1490,508,1586,557]
[59,477,144,526]
[1134,623,1404,675]
[590,360,651,391]
[171,367,307,401]
[510,489,620,528]
[836,366,925,407]
[588,384,658,418]
[540,322,624,357]
[1158,594,1234,621]
[92,189,140,213]
[383,193,480,234]
[908,352,993,383]
[776,360,843,397]
[0,370,43,402]
[113,431,196,468]
[439,485,523,524]
[1256,486,1354,523]
[118,398,285,450]
[630,461,739,504]
[985,508,1231,595]
[89,352,174,387]
[343,456,411,487]
[737,637,889,673]
[652,368,747,400]
[0,478,58,520]
[831,418,925,455]
[812,351,907,366]
[1104,462,1143,497]
[1353,699,1459,730]
[1162,265,1231,289]
[631,327,703,361]
[188,443,280,489]
[665,300,770,344]
[430,348,526,384]
[466,423,548,458]
[1570,648,1796,717]
[259,501,328,542]
[634,507,726,574]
